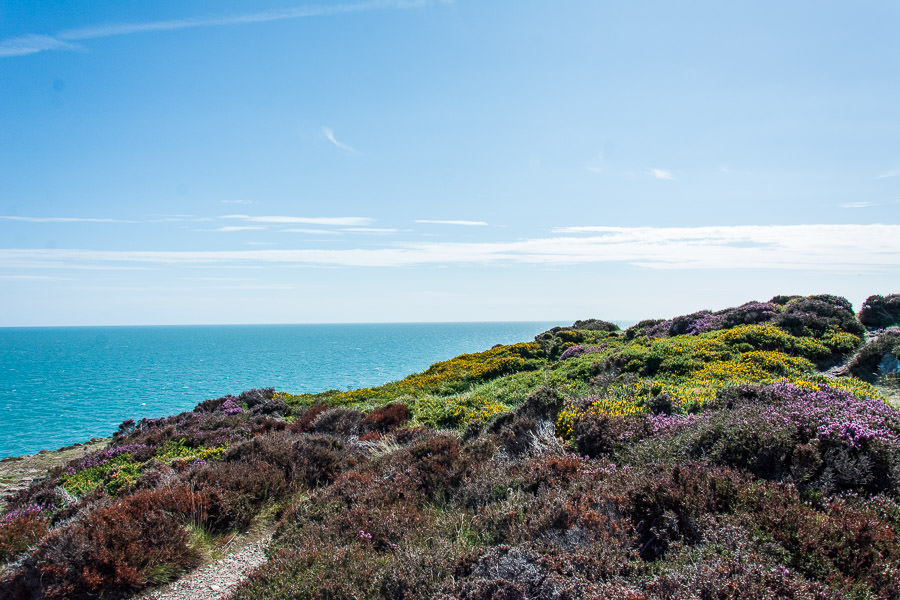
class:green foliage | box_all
[413,392,511,428]
[59,454,141,497]
[156,439,227,463]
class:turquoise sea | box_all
[0,322,563,458]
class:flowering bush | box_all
[558,344,605,360]
[649,382,900,492]
[774,294,865,338]
[859,293,900,329]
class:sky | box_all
[1,0,899,326]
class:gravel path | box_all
[136,533,271,600]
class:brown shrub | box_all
[0,513,48,563]
[288,404,329,432]
[189,460,288,532]
[13,486,202,600]
[362,403,410,433]
[310,408,365,435]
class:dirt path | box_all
[136,529,272,600]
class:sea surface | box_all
[0,322,564,458]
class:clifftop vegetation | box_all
[2,293,900,600]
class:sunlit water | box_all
[0,322,564,458]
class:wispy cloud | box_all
[0,274,71,280]
[0,34,79,58]
[342,227,400,233]
[222,214,373,226]
[0,215,135,223]
[3,225,898,272]
[202,226,267,232]
[220,199,254,205]
[415,219,489,226]
[585,153,604,174]
[322,127,357,153]
[649,168,675,181]
[876,167,900,179]
[280,228,342,235]
[0,1,438,58]
[840,202,878,209]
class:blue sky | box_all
[1,0,898,326]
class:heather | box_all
[2,293,900,599]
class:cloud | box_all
[3,225,898,272]
[0,1,438,58]
[0,34,79,57]
[876,168,900,179]
[322,127,357,153]
[415,219,489,226]
[0,215,134,223]
[0,274,70,280]
[840,202,878,209]
[203,226,267,232]
[342,227,400,233]
[649,168,675,181]
[585,153,604,173]
[222,214,373,226]
[280,228,342,235]
[220,199,254,205]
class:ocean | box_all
[0,322,563,458]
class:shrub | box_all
[848,331,900,382]
[238,387,275,409]
[558,344,605,360]
[362,403,410,433]
[310,408,365,435]
[651,382,900,493]
[859,294,900,329]
[686,301,780,335]
[224,432,348,490]
[249,396,290,417]
[571,415,630,458]
[56,446,151,498]
[535,328,585,359]
[613,463,746,560]
[572,318,620,332]
[290,404,329,432]
[193,394,236,413]
[188,459,289,531]
[415,393,509,429]
[0,506,49,563]
[774,294,865,338]
[12,486,203,600]
[744,484,900,596]
[382,434,470,503]
[625,319,665,340]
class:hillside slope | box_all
[2,293,900,600]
